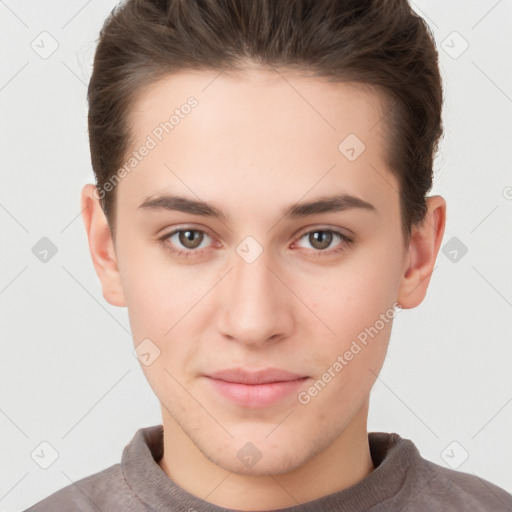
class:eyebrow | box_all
[138,192,376,221]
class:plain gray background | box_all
[1,1,511,510]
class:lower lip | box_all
[205,377,308,408]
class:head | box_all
[82,0,446,477]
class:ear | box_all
[397,195,446,309]
[81,184,126,307]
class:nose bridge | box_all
[233,242,274,299]
[220,237,291,344]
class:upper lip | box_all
[206,367,307,385]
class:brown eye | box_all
[308,230,333,250]
[178,229,204,249]
[294,228,354,256]
[158,227,215,258]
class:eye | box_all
[158,228,214,257]
[294,228,353,255]
[158,226,354,259]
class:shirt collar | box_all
[121,424,423,512]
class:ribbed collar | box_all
[121,424,423,512]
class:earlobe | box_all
[397,195,446,309]
[80,184,127,307]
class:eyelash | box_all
[157,227,354,259]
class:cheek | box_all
[118,237,190,321]
[121,255,214,373]
[123,266,198,393]
[297,245,401,365]
[120,259,182,346]
[304,268,396,335]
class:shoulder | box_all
[372,433,512,512]
[401,455,512,511]
[23,463,146,512]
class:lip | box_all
[204,368,309,408]
[207,367,307,384]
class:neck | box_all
[158,401,374,510]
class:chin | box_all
[216,451,308,477]
[200,435,313,477]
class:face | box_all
[111,68,409,475]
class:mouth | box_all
[203,367,309,408]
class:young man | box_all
[25,0,512,510]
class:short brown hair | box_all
[88,0,443,244]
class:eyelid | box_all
[292,226,353,252]
[160,224,216,241]
[294,224,353,241]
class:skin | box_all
[81,67,446,510]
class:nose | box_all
[218,241,294,348]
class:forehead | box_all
[118,67,397,216]
[128,67,387,143]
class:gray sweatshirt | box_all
[24,424,512,511]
